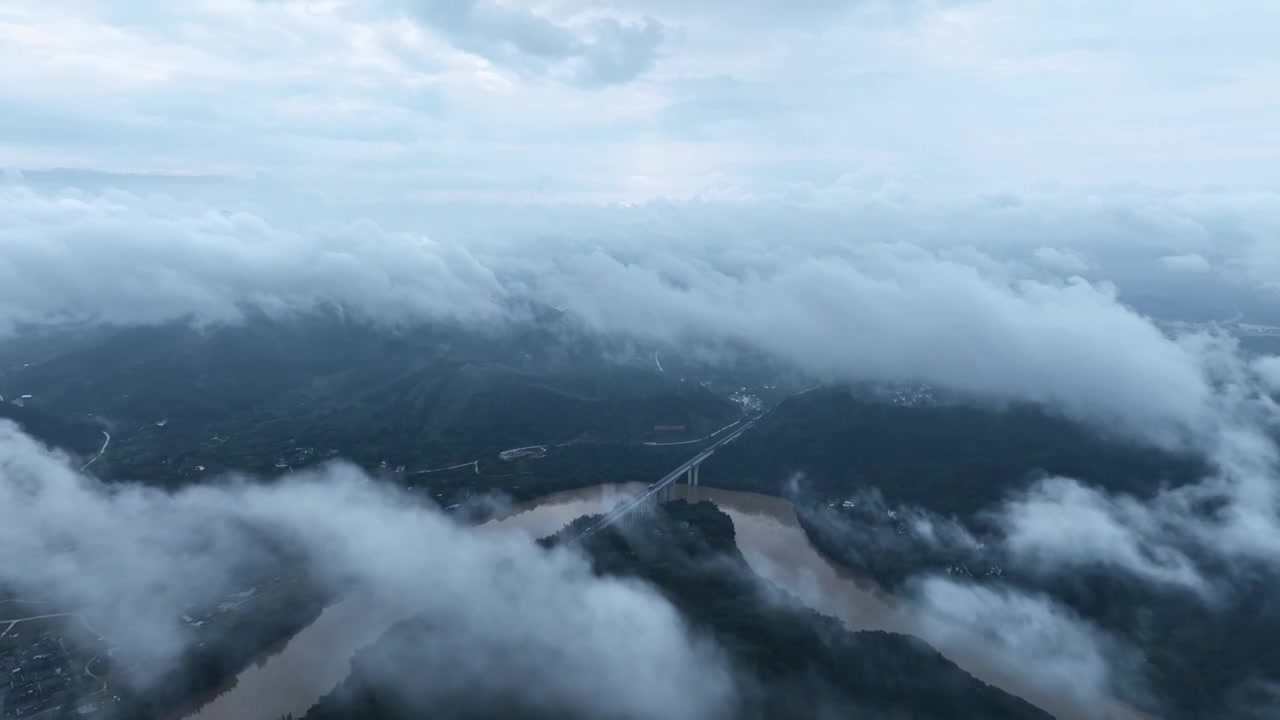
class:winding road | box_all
[80,430,111,471]
[409,459,478,475]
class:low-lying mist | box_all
[0,420,737,720]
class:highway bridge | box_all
[570,417,756,542]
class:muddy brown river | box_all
[182,484,1145,720]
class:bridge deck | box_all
[571,419,754,541]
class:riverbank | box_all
[175,481,1147,720]
[303,498,1051,720]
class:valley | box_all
[1,316,1275,719]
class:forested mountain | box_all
[702,387,1278,720]
[8,321,1275,720]
[0,313,761,496]
[705,386,1207,521]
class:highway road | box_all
[568,386,825,541]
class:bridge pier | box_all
[685,465,700,486]
[571,419,752,544]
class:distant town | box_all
[0,601,117,719]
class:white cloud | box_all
[0,420,737,717]
[987,398,1280,597]
[906,576,1147,719]
[1231,236,1280,294]
[2,181,1251,450]
[1256,356,1280,392]
[14,176,1280,454]
[540,243,1220,446]
[996,476,1207,592]
[1034,246,1091,274]
[0,185,507,332]
[2,1,1278,198]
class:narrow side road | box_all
[81,430,111,471]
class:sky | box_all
[5,0,1278,328]
[2,0,1279,202]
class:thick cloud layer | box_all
[905,577,1148,720]
[0,184,506,331]
[8,181,1279,450]
[0,421,736,719]
[4,176,1280,718]
[5,2,1279,716]
[535,241,1217,445]
[990,327,1280,594]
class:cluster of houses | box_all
[828,497,1006,578]
[944,564,1004,578]
[1234,322,1280,337]
[1,634,74,719]
[827,499,911,535]
[728,389,764,414]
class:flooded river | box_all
[183,484,1144,720]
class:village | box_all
[0,572,302,720]
[0,611,115,719]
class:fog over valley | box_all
[2,2,1279,719]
